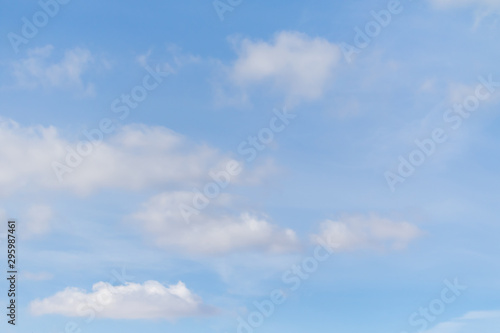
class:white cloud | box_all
[130,191,299,255]
[422,310,500,333]
[311,214,423,252]
[9,45,94,96]
[0,119,250,195]
[30,280,215,320]
[228,31,341,103]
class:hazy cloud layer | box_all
[311,214,423,252]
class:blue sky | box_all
[1,0,500,332]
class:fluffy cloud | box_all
[9,45,95,96]
[311,214,423,252]
[30,280,215,320]
[0,119,242,195]
[422,310,500,333]
[130,191,299,255]
[228,31,341,102]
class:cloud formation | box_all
[311,214,423,252]
[130,191,299,255]
[30,280,215,320]
[9,45,95,96]
[0,119,243,195]
[228,31,341,102]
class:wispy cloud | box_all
[422,310,500,333]
[8,45,95,96]
[311,214,423,252]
